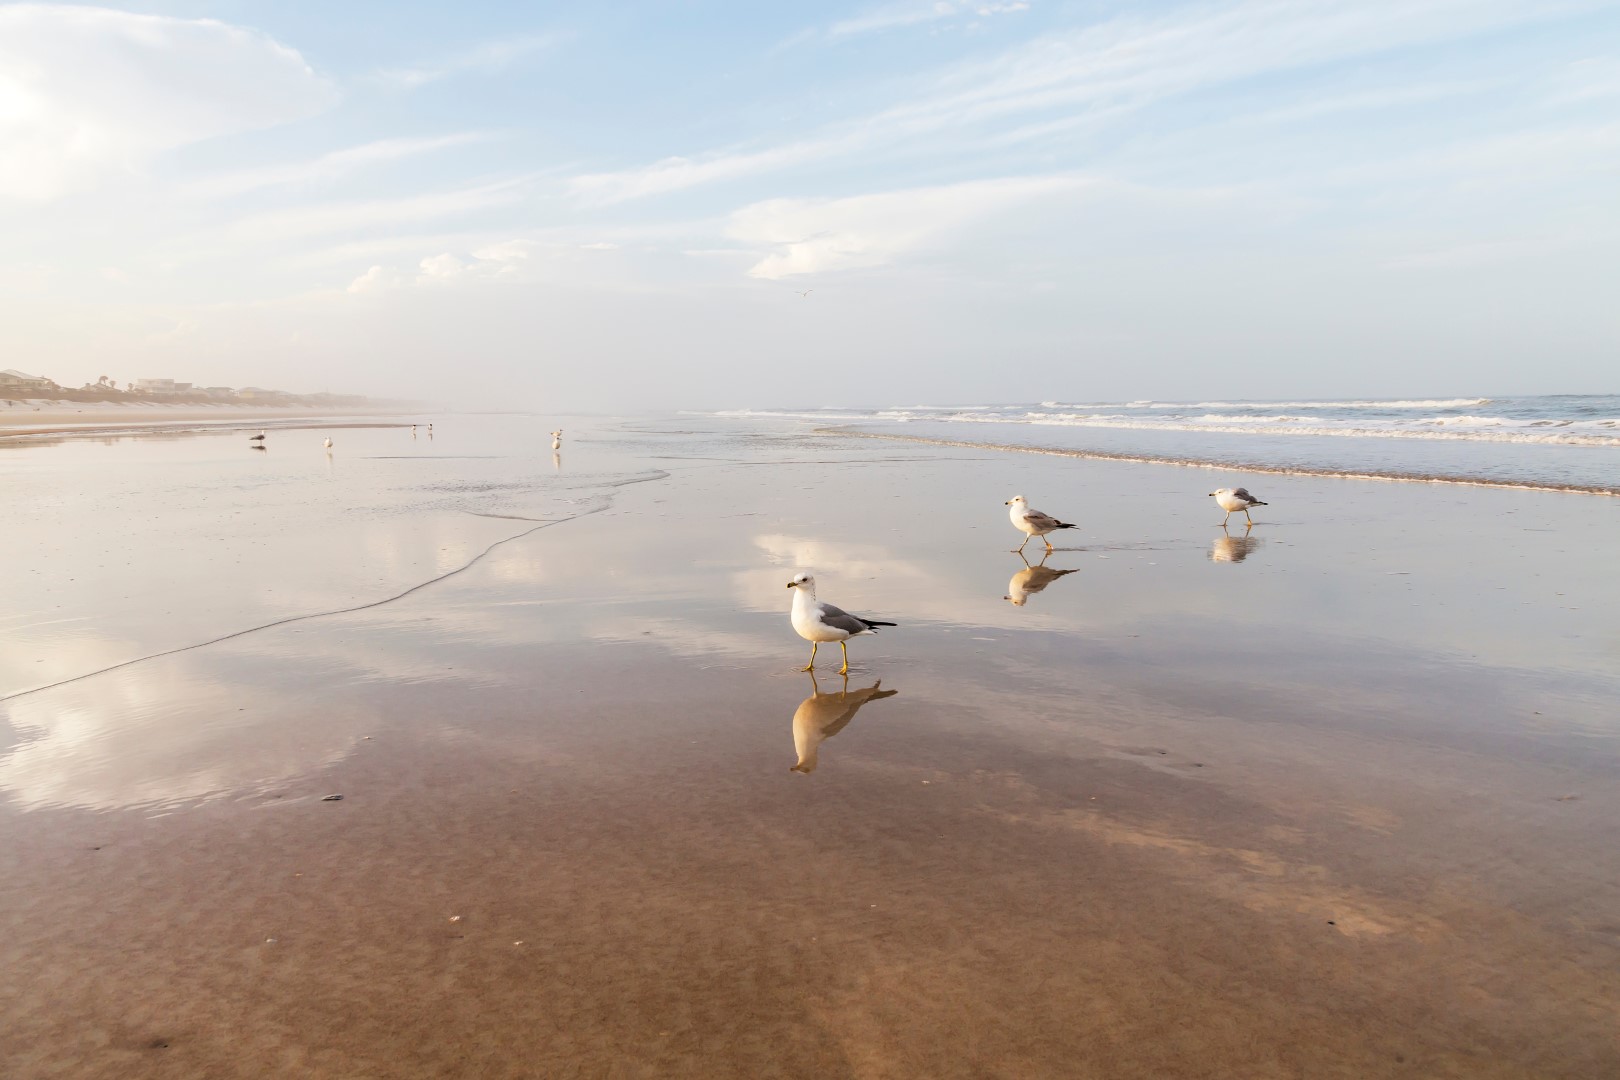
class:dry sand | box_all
[1,418,1617,1078]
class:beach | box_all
[2,415,1618,1078]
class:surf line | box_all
[4,504,611,704]
[823,428,1620,497]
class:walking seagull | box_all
[786,573,896,675]
[1209,487,1268,526]
[1005,495,1077,553]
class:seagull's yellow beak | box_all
[785,581,796,588]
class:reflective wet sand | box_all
[2,417,1618,1077]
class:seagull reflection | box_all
[551,451,561,472]
[1210,526,1263,563]
[790,672,897,774]
[1005,552,1079,606]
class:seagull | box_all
[1209,487,1267,526]
[1005,553,1079,606]
[249,429,266,442]
[790,673,897,774]
[796,289,812,299]
[323,436,333,451]
[1004,495,1078,553]
[551,429,562,451]
[786,573,896,674]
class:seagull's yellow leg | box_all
[1244,508,1254,525]
[1044,535,1054,551]
[799,641,818,672]
[1015,534,1029,554]
[839,641,850,675]
[1222,510,1231,526]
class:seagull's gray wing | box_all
[817,602,880,635]
[1024,510,1062,528]
[1231,487,1256,502]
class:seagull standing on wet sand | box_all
[1005,495,1078,553]
[249,429,266,442]
[1210,487,1267,526]
[551,429,562,451]
[323,436,333,451]
[786,573,896,675]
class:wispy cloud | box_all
[375,34,557,88]
[572,0,1592,205]
[187,133,494,198]
[0,5,335,200]
[728,174,1086,278]
[223,175,539,244]
[828,1,1031,40]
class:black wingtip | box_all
[863,620,898,628]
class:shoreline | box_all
[822,425,1620,497]
[0,404,428,442]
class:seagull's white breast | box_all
[1215,491,1251,512]
[791,593,852,642]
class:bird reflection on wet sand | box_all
[1211,526,1263,564]
[1005,552,1079,606]
[790,672,898,774]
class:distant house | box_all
[134,378,194,394]
[0,368,58,392]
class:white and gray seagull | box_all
[786,573,896,675]
[1004,495,1078,553]
[1209,487,1268,526]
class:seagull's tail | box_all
[1250,500,1268,506]
[1056,522,1078,529]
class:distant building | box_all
[134,378,194,394]
[0,368,57,392]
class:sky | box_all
[0,1,1616,410]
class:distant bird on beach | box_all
[1005,495,1078,553]
[551,429,562,451]
[323,436,333,451]
[786,573,896,675]
[790,674,897,773]
[249,430,266,442]
[411,424,417,437]
[1210,487,1267,526]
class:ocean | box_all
[712,394,1620,494]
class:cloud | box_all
[376,34,557,88]
[472,239,535,262]
[828,1,1030,40]
[417,252,468,281]
[572,0,1587,204]
[346,265,395,293]
[222,175,536,244]
[0,4,335,201]
[728,175,1086,278]
[188,133,493,199]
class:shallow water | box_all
[714,396,1620,492]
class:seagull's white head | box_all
[786,572,815,592]
[1005,495,1027,507]
[1209,488,1230,497]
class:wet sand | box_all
[0,401,420,441]
[2,418,1618,1078]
